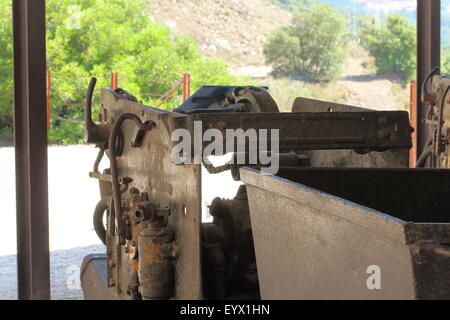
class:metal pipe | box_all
[12,0,50,300]
[416,145,434,168]
[416,131,435,167]
[93,198,109,245]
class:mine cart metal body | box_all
[241,168,450,300]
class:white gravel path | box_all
[0,145,240,300]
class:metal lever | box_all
[85,77,110,145]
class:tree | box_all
[0,2,13,140]
[0,0,242,144]
[269,0,311,12]
[263,3,348,80]
[359,13,416,81]
[442,47,450,76]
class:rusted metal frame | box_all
[84,89,203,299]
[169,111,413,152]
[417,0,441,165]
[292,97,375,113]
[12,0,50,300]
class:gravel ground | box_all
[0,145,240,300]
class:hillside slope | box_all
[147,1,409,112]
[148,0,292,67]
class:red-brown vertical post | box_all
[183,72,191,102]
[111,72,119,90]
[46,70,51,129]
[417,0,440,166]
[13,0,50,300]
[409,80,417,168]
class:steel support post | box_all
[417,0,441,163]
[12,0,50,300]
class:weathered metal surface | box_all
[417,0,441,162]
[12,0,50,300]
[138,226,175,300]
[81,255,114,300]
[305,149,409,169]
[241,167,450,300]
[83,84,415,300]
[293,97,410,168]
[171,111,413,153]
[176,86,271,113]
[85,78,111,144]
[292,97,374,113]
[85,88,203,300]
[230,86,279,112]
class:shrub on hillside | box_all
[442,47,450,76]
[263,3,348,80]
[359,13,416,82]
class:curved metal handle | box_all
[421,66,439,104]
[84,77,110,145]
[85,77,97,129]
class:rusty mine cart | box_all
[80,72,450,300]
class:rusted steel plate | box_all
[170,111,413,152]
[98,91,203,300]
[292,97,375,113]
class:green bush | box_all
[269,0,310,12]
[0,3,13,141]
[359,13,416,82]
[442,47,450,76]
[0,0,242,144]
[263,3,348,80]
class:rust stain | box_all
[142,242,170,264]
[131,258,139,271]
